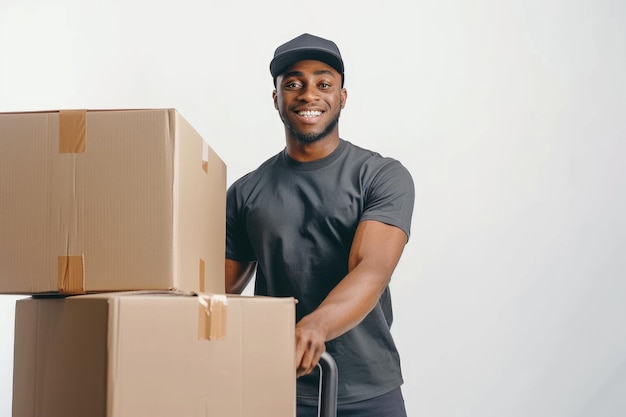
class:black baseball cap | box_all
[270,33,344,86]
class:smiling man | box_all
[225,33,415,417]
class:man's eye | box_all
[285,82,301,89]
[319,82,330,89]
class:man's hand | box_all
[295,315,329,377]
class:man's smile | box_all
[297,110,323,117]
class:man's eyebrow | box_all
[314,69,337,78]
[283,70,304,79]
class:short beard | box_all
[283,111,341,145]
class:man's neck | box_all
[285,135,340,162]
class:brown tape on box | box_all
[58,255,86,294]
[202,141,209,173]
[197,294,227,341]
[198,258,206,292]
[59,110,86,153]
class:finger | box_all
[297,344,325,377]
[294,338,310,375]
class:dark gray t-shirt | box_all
[226,139,414,405]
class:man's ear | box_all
[273,90,279,110]
[340,88,347,109]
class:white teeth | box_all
[298,110,322,117]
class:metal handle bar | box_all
[316,351,338,417]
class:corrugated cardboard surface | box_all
[12,293,296,417]
[0,109,226,294]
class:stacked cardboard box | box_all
[0,109,296,417]
[0,109,225,295]
[12,292,296,417]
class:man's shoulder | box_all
[342,140,410,176]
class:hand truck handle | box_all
[316,351,338,417]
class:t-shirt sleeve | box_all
[225,182,257,262]
[360,159,415,240]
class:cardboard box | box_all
[0,109,226,294]
[12,293,296,417]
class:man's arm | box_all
[225,258,257,294]
[294,219,408,377]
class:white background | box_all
[1,0,625,416]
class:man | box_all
[225,33,414,417]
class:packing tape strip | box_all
[197,293,228,341]
[201,141,210,174]
[198,258,206,293]
[58,255,86,294]
[59,110,86,153]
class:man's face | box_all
[273,60,347,145]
